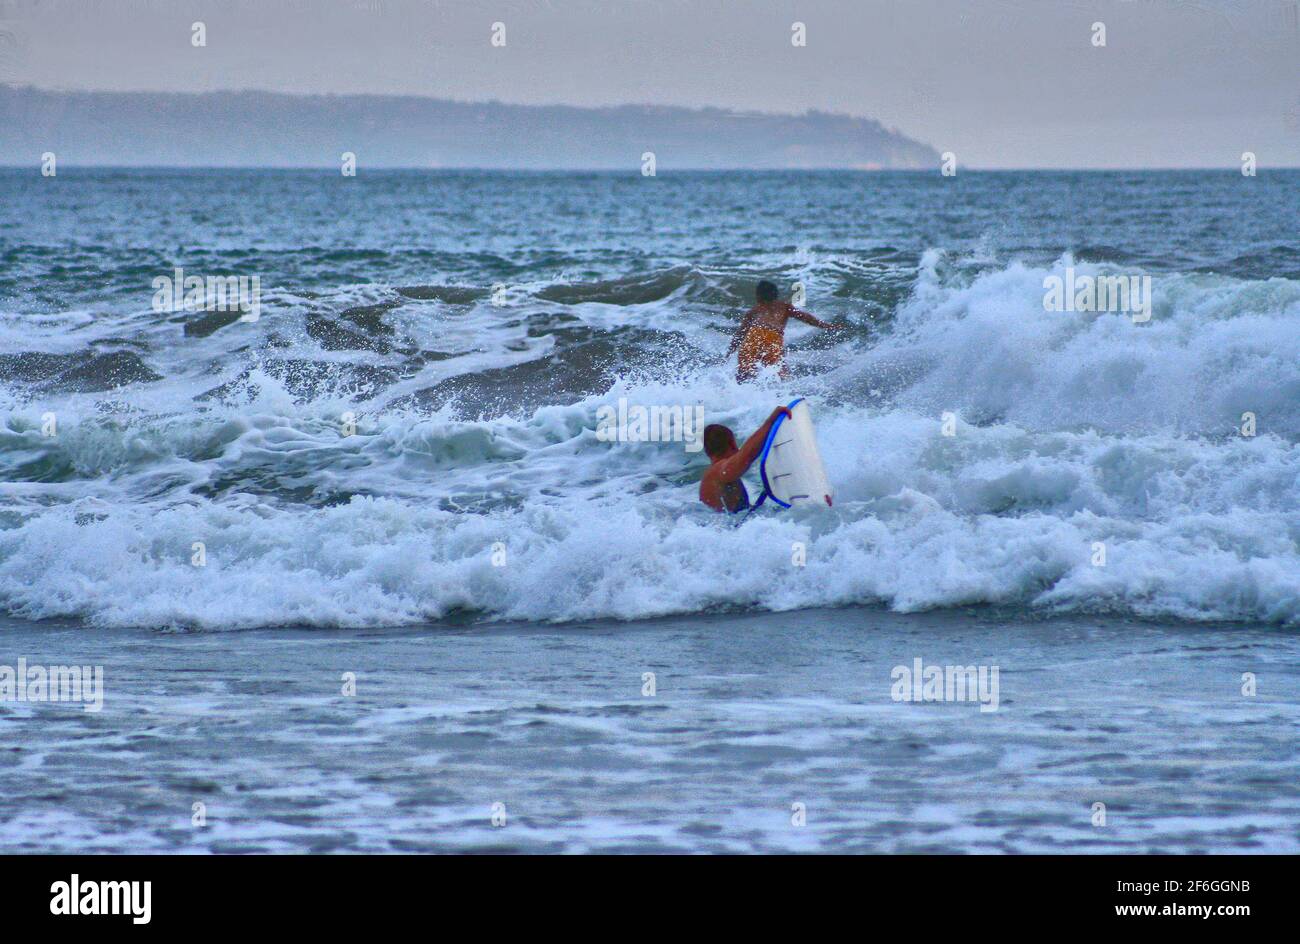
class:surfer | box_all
[726,280,843,382]
[699,405,792,513]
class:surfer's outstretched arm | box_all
[789,306,842,330]
[714,406,791,481]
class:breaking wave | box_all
[2,246,1297,629]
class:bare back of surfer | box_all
[727,280,842,382]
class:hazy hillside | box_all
[0,86,936,169]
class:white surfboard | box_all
[759,398,833,508]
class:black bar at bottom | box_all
[0,854,1285,930]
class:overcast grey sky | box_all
[3,0,1297,168]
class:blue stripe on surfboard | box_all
[756,397,804,511]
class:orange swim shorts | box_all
[737,326,784,381]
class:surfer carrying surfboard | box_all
[699,405,792,513]
[726,280,843,382]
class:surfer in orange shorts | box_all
[727,280,843,382]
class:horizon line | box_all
[3,163,1297,172]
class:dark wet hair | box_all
[703,424,736,458]
[755,280,779,303]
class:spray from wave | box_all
[2,240,1297,629]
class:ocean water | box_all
[1,168,1297,853]
[1,168,1297,629]
[1,609,1297,854]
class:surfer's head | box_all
[755,280,779,304]
[703,424,738,459]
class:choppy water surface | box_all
[1,169,1298,629]
[1,169,1297,853]
[2,610,1296,854]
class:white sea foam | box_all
[0,258,1296,628]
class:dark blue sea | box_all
[0,168,1296,852]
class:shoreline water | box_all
[2,607,1295,854]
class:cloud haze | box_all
[3,0,1297,168]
